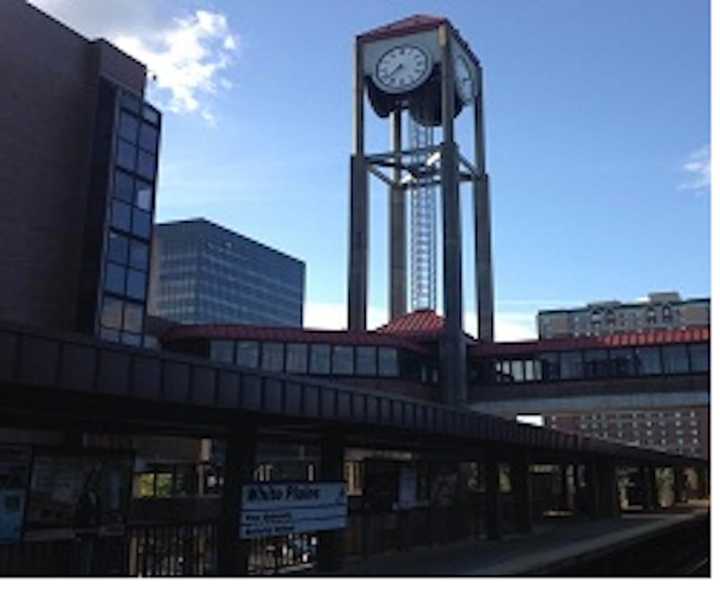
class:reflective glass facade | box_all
[149,219,305,326]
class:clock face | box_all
[454,54,475,103]
[375,45,431,93]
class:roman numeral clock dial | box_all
[375,45,431,93]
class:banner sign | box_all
[25,450,133,538]
[0,445,32,543]
[239,482,346,539]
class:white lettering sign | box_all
[239,482,347,539]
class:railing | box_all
[248,533,317,575]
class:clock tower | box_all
[347,15,494,406]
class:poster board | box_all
[0,445,32,543]
[25,448,133,539]
[239,482,346,539]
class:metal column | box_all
[317,432,345,572]
[511,452,532,533]
[389,108,406,320]
[439,23,467,405]
[218,425,257,576]
[348,41,369,332]
[473,67,494,342]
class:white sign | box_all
[239,482,347,539]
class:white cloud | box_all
[303,302,537,342]
[678,145,710,192]
[28,1,238,124]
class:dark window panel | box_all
[121,332,142,346]
[286,343,308,374]
[132,208,151,238]
[137,149,156,180]
[111,200,131,232]
[119,112,140,143]
[609,348,636,377]
[538,352,561,381]
[114,170,134,202]
[378,347,399,377]
[143,105,160,125]
[236,341,259,368]
[126,269,147,300]
[117,139,137,171]
[356,346,377,376]
[262,342,284,372]
[511,359,524,382]
[135,181,153,211]
[139,123,158,153]
[210,340,234,363]
[107,231,128,265]
[636,347,662,375]
[560,351,583,380]
[662,344,689,374]
[100,328,120,343]
[129,240,149,271]
[100,297,124,329]
[584,348,610,378]
[310,344,331,374]
[105,263,126,295]
[121,93,141,113]
[123,303,143,333]
[689,343,709,372]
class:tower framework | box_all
[408,116,438,311]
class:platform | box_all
[335,501,710,576]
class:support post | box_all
[485,453,502,540]
[348,40,368,332]
[438,23,466,405]
[597,460,620,517]
[218,425,257,576]
[642,466,659,511]
[472,66,494,342]
[389,108,406,320]
[317,432,345,572]
[585,462,601,518]
[697,466,709,499]
[558,464,570,511]
[511,451,532,533]
[673,467,686,505]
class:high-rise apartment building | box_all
[538,292,710,340]
[0,0,161,345]
[148,219,305,326]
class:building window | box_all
[662,305,673,322]
[285,343,308,374]
[105,263,126,295]
[210,340,234,363]
[524,359,538,382]
[236,341,259,368]
[688,343,709,372]
[661,344,690,374]
[356,346,377,376]
[261,342,284,372]
[310,344,331,374]
[511,359,525,382]
[609,348,636,377]
[646,307,657,325]
[107,231,128,265]
[559,351,583,380]
[100,297,124,330]
[114,170,134,202]
[635,347,662,375]
[378,348,399,377]
[332,346,354,375]
[538,352,561,381]
[584,348,610,378]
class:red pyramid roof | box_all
[376,309,445,337]
[358,14,449,43]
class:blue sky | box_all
[33,0,710,339]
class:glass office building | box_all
[148,219,305,327]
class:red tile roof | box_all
[376,309,444,338]
[358,14,448,43]
[470,327,710,357]
[162,323,432,355]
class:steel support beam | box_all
[511,451,532,533]
[348,41,368,332]
[473,67,494,342]
[218,424,257,576]
[389,108,406,320]
[317,432,345,572]
[642,465,659,511]
[485,454,502,540]
[558,463,570,511]
[439,23,466,405]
